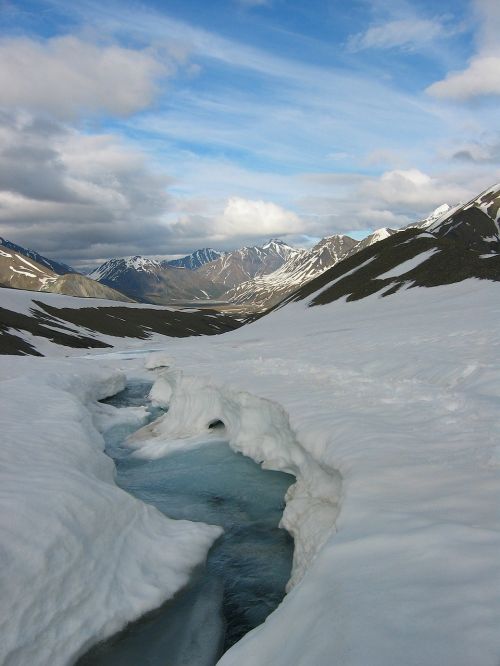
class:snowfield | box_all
[1,278,500,665]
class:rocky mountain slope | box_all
[195,239,301,291]
[166,248,223,270]
[224,234,358,309]
[283,183,500,308]
[0,243,132,302]
[0,237,75,276]
[90,240,300,304]
[89,256,226,304]
[223,228,406,310]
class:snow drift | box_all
[0,358,221,666]
[129,366,342,589]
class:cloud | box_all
[171,197,303,247]
[0,36,169,118]
[215,197,302,238]
[426,0,500,100]
[446,132,500,163]
[347,18,447,52]
[0,112,175,267]
[361,169,466,210]
[427,55,500,100]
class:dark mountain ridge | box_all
[282,183,500,308]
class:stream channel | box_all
[78,381,294,666]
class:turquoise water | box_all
[77,382,294,665]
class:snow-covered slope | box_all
[224,235,357,309]
[137,278,500,666]
[196,239,301,291]
[0,288,245,356]
[349,226,398,252]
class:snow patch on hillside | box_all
[377,248,439,279]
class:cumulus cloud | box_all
[0,111,310,266]
[0,36,169,118]
[169,196,303,249]
[347,18,447,52]
[214,197,302,238]
[362,169,466,210]
[0,112,175,267]
[427,55,500,100]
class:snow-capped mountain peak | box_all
[125,256,161,272]
[166,248,223,270]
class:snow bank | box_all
[129,367,341,589]
[0,357,221,666]
[113,279,500,666]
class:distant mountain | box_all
[282,183,500,308]
[196,239,301,291]
[0,237,75,276]
[167,248,223,270]
[224,235,357,309]
[90,240,302,304]
[410,204,452,230]
[223,230,406,310]
[0,242,132,302]
[348,227,398,254]
[89,255,226,304]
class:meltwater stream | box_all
[78,381,294,666]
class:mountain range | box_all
[2,185,499,311]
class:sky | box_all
[0,0,499,269]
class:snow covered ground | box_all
[1,277,500,665]
[0,358,221,666]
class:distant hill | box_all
[0,241,132,302]
[0,237,75,276]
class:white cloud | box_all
[213,197,302,239]
[427,0,500,100]
[427,55,500,100]
[362,169,466,209]
[0,36,169,118]
[347,18,447,52]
